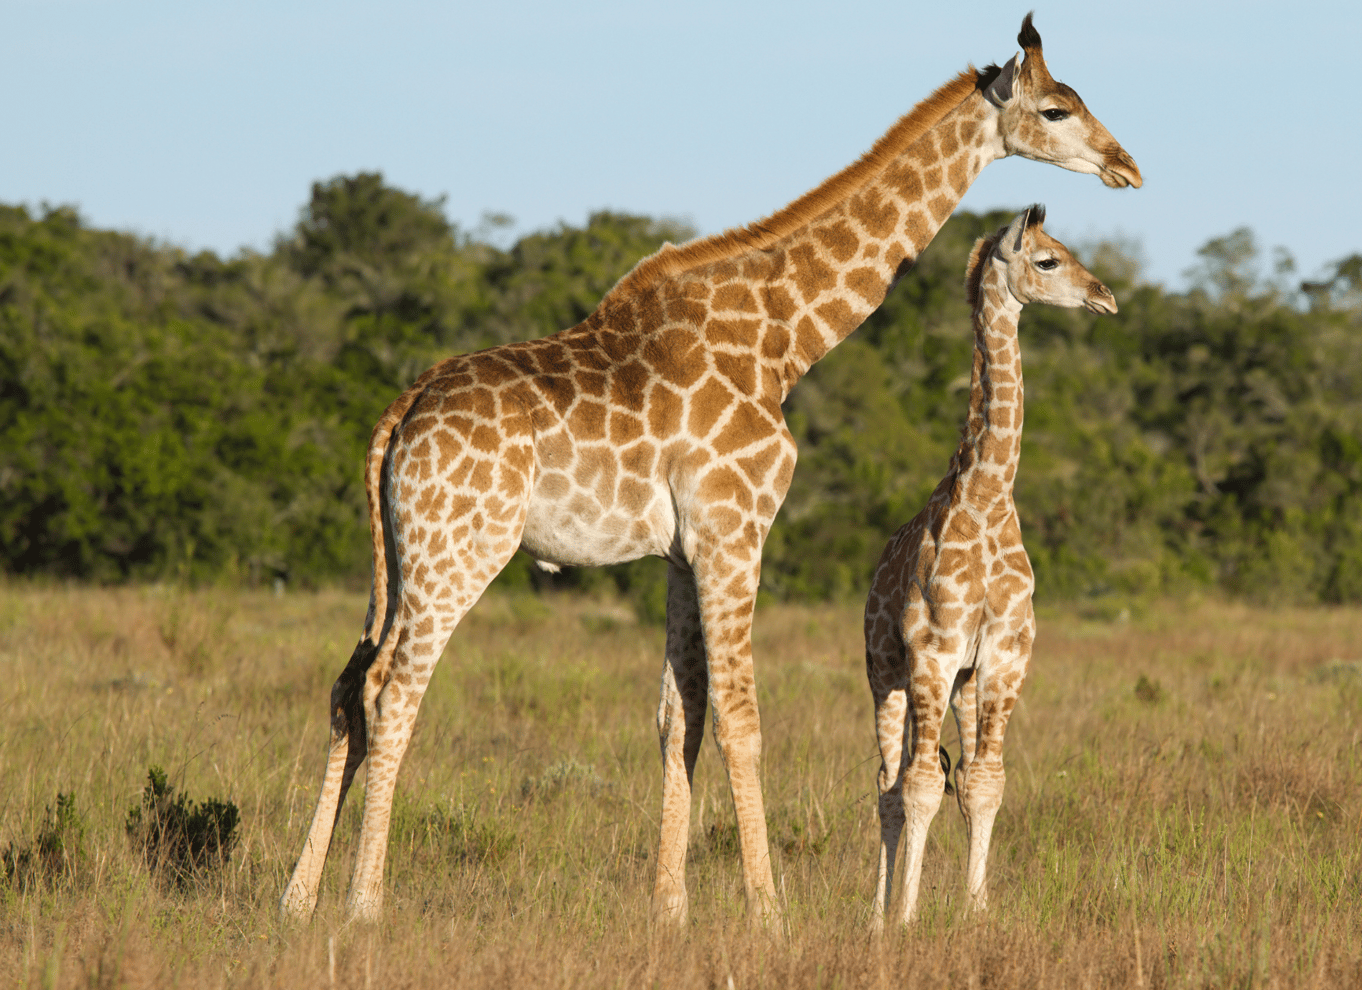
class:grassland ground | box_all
[0,583,1358,988]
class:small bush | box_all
[125,766,239,885]
[775,818,828,859]
[1,792,86,888]
[390,800,517,866]
[1134,674,1165,704]
[697,813,829,862]
[520,759,609,801]
[694,821,742,862]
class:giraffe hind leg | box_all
[865,563,915,931]
[280,633,384,919]
[651,560,709,926]
[959,615,1031,912]
[344,498,530,919]
[343,570,501,921]
[870,672,909,933]
[949,664,978,806]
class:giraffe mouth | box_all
[1084,285,1118,314]
[1048,151,1142,189]
[1100,147,1143,189]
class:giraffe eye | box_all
[1041,108,1069,122]
[1036,258,1059,271]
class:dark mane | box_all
[604,67,991,302]
[964,230,1006,309]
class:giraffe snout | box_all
[1100,145,1142,188]
[1085,282,1118,315]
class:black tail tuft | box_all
[939,746,955,796]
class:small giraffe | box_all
[280,15,1140,928]
[864,206,1117,930]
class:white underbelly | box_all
[518,485,676,568]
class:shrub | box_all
[389,798,517,866]
[1134,674,1165,705]
[125,766,239,885]
[1,792,86,888]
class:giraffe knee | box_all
[904,752,947,810]
[877,771,904,817]
[712,719,761,772]
[961,760,1005,807]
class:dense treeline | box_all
[3,173,1361,606]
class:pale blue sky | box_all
[4,0,1356,289]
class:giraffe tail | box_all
[358,362,452,653]
[939,745,954,796]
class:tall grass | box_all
[0,584,1358,987]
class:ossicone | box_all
[1018,11,1042,51]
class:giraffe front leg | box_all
[871,682,909,933]
[959,610,1033,913]
[692,549,781,932]
[892,651,956,927]
[280,635,378,919]
[949,665,978,810]
[651,561,708,926]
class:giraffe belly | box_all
[519,484,676,569]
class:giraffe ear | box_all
[983,54,1020,109]
[997,211,1029,259]
[1013,213,1028,253]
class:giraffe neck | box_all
[767,90,1002,394]
[953,256,1023,506]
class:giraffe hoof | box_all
[344,890,385,926]
[279,883,318,921]
[748,889,786,938]
[649,889,688,927]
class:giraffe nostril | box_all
[1102,147,1142,189]
[1086,289,1117,315]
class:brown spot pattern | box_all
[285,50,1146,933]
[865,206,1121,929]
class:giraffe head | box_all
[982,13,1142,188]
[977,205,1118,314]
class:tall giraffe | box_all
[864,206,1117,929]
[280,14,1141,927]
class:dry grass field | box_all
[0,582,1358,988]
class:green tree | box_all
[6,189,1362,609]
